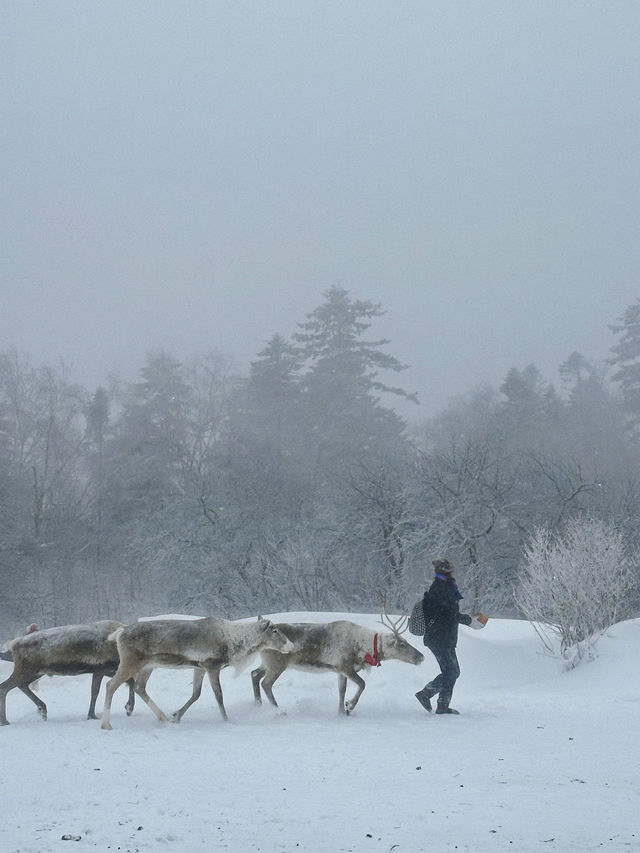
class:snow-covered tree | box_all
[414,408,520,613]
[0,351,89,626]
[517,516,637,666]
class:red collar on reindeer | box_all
[364,633,381,667]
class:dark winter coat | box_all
[422,577,472,650]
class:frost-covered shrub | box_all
[517,516,637,666]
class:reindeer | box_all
[251,609,424,715]
[0,621,136,726]
[101,616,294,729]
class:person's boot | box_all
[435,702,460,715]
[415,687,434,712]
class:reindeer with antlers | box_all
[251,602,425,715]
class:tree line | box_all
[1,289,639,635]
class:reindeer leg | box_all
[337,673,348,714]
[103,657,166,730]
[19,682,48,720]
[1,671,47,724]
[101,668,128,730]
[132,675,169,725]
[92,668,134,720]
[172,667,205,722]
[343,668,366,715]
[251,665,265,704]
[0,677,10,726]
[125,678,136,716]
[134,666,151,694]
[206,666,228,721]
[259,661,287,712]
[87,671,103,719]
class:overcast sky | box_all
[2,1,638,420]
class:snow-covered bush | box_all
[516,516,637,667]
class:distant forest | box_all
[2,288,640,633]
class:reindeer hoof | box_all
[87,713,98,720]
[0,719,9,726]
[101,721,113,731]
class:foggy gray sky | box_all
[2,1,639,420]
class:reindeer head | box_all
[257,617,295,653]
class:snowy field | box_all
[2,611,640,853]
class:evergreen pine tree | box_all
[609,299,640,426]
[293,285,416,468]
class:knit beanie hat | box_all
[432,559,455,575]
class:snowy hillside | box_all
[2,612,639,853]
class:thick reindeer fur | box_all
[251,621,425,715]
[101,617,294,729]
[0,621,136,725]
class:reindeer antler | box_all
[378,593,409,636]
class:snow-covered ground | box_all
[2,612,639,853]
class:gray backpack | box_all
[408,599,425,635]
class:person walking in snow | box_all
[415,558,487,715]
